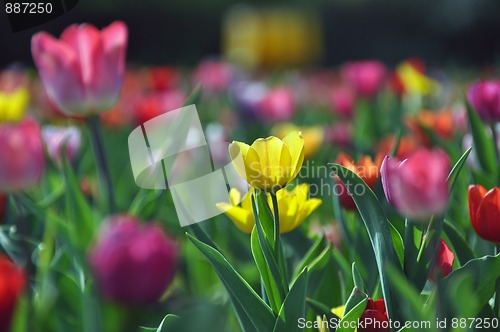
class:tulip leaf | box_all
[155,314,180,332]
[336,298,368,332]
[329,164,404,324]
[273,268,308,332]
[183,84,203,106]
[446,147,471,193]
[352,263,365,292]
[186,233,276,332]
[442,220,475,265]
[440,254,500,313]
[251,227,285,314]
[293,235,326,281]
[306,298,340,322]
[343,287,367,315]
[466,101,498,178]
[389,221,405,267]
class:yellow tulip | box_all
[0,88,29,123]
[216,183,322,234]
[396,62,440,96]
[229,131,304,192]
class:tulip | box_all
[148,66,180,91]
[359,298,390,332]
[0,255,26,332]
[216,184,322,233]
[0,194,6,222]
[341,61,386,99]
[31,21,128,116]
[0,119,45,192]
[377,135,419,161]
[468,185,500,243]
[229,131,304,192]
[192,60,232,94]
[335,153,379,210]
[330,86,355,118]
[467,80,500,123]
[89,215,178,305]
[406,109,454,144]
[42,125,81,166]
[0,87,29,123]
[325,123,352,148]
[256,86,296,122]
[391,59,440,96]
[380,148,450,220]
[429,238,454,281]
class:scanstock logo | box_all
[128,105,248,227]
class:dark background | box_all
[1,0,500,68]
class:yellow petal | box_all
[331,305,345,319]
[248,136,292,191]
[295,198,322,227]
[229,141,262,187]
[215,203,254,233]
[282,131,304,179]
[229,188,241,206]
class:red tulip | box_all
[429,238,454,281]
[381,148,450,220]
[341,61,386,99]
[0,119,45,192]
[89,215,178,305]
[467,80,500,123]
[359,298,390,332]
[468,185,500,243]
[0,194,6,222]
[31,21,128,116]
[0,255,26,332]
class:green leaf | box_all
[343,287,367,314]
[273,269,308,332]
[293,235,326,282]
[251,227,285,314]
[187,233,275,331]
[336,298,368,332]
[466,101,498,178]
[352,263,365,292]
[446,147,471,193]
[329,164,403,323]
[389,221,405,267]
[442,220,475,266]
[155,314,180,332]
[306,298,340,322]
[183,84,203,106]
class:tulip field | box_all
[2,18,500,332]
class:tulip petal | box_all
[468,185,488,239]
[229,141,261,187]
[477,187,500,242]
[282,131,305,179]
[228,188,241,206]
[215,203,254,233]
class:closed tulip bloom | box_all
[89,215,178,305]
[229,131,304,192]
[335,153,379,210]
[429,238,454,281]
[359,298,390,332]
[31,21,128,116]
[216,184,322,233]
[468,185,500,243]
[0,255,26,332]
[256,86,296,122]
[330,86,355,118]
[0,88,29,123]
[0,119,45,192]
[341,61,386,99]
[42,125,81,166]
[381,148,450,220]
[467,80,500,123]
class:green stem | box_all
[270,192,280,256]
[86,116,116,213]
[416,215,435,263]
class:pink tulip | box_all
[341,60,387,99]
[256,86,295,122]
[330,86,355,118]
[0,119,45,192]
[467,80,500,123]
[89,215,178,305]
[42,125,81,166]
[381,148,450,220]
[192,60,232,94]
[31,21,128,116]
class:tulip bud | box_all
[0,119,45,192]
[381,148,450,220]
[468,185,500,243]
[466,80,500,123]
[89,215,178,305]
[429,238,454,281]
[330,87,355,118]
[42,125,81,166]
[341,61,386,99]
[0,255,26,332]
[31,21,128,117]
[359,298,389,332]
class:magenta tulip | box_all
[467,80,500,123]
[381,148,450,220]
[89,215,178,305]
[341,60,386,99]
[330,86,355,118]
[31,21,128,116]
[0,119,45,192]
[256,86,295,122]
[41,125,81,166]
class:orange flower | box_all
[377,135,420,162]
[334,153,379,210]
[406,109,454,145]
[468,185,500,243]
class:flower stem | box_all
[270,192,280,255]
[86,116,116,213]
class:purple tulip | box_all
[0,119,45,192]
[89,215,178,305]
[467,80,500,123]
[42,125,81,166]
[381,148,450,220]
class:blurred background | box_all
[1,0,500,68]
